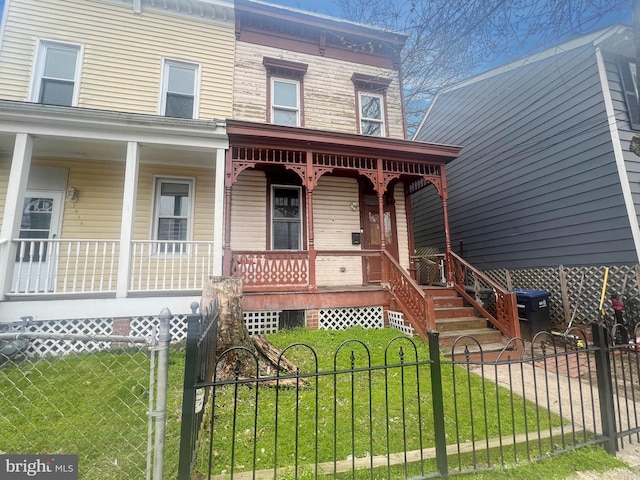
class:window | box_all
[358,92,385,136]
[154,179,193,253]
[160,60,199,119]
[271,78,300,126]
[31,40,82,106]
[619,61,640,130]
[263,57,308,127]
[272,186,301,250]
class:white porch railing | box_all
[9,239,215,295]
[129,241,214,292]
[11,239,119,294]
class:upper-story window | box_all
[160,59,200,119]
[619,61,639,130]
[263,57,308,127]
[31,40,82,107]
[271,78,300,126]
[352,73,392,137]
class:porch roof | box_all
[226,119,461,165]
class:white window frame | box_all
[151,177,195,254]
[358,91,386,137]
[29,39,83,106]
[158,58,201,119]
[271,77,300,127]
[271,185,302,250]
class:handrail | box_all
[382,250,435,341]
[446,251,520,338]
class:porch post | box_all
[0,134,33,300]
[222,150,233,276]
[116,141,139,298]
[440,166,454,285]
[212,148,226,276]
[306,151,316,290]
[376,159,387,283]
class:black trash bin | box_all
[514,289,551,340]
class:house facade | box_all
[413,25,639,271]
[0,0,235,324]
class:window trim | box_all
[357,91,387,137]
[158,58,201,119]
[618,59,640,131]
[151,177,195,253]
[29,39,83,106]
[269,77,301,127]
[270,184,303,250]
[263,57,307,127]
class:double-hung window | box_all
[272,186,301,250]
[154,179,193,253]
[31,40,82,106]
[271,78,300,126]
[358,92,385,136]
[619,60,640,130]
[160,59,199,119]
[263,57,308,127]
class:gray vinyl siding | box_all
[413,45,636,269]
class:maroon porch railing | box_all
[230,251,309,291]
[447,251,520,338]
[382,250,436,340]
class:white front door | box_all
[12,191,64,293]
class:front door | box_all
[12,191,63,293]
[363,205,398,283]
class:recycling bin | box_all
[514,289,551,340]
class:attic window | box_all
[263,57,308,80]
[351,73,392,93]
[619,60,640,131]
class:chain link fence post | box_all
[152,308,172,480]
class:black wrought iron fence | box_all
[178,323,640,479]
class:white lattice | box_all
[25,318,113,356]
[130,315,188,342]
[388,311,414,336]
[243,311,280,336]
[318,306,384,330]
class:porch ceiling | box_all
[226,120,461,165]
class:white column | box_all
[116,141,139,298]
[0,134,33,299]
[212,148,226,276]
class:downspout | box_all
[595,46,640,263]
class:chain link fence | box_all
[0,316,173,480]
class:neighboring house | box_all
[413,24,639,272]
[0,0,519,343]
[0,0,235,327]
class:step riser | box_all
[424,288,457,296]
[438,331,503,347]
[434,298,463,308]
[435,307,476,319]
[436,319,488,332]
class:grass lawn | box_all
[1,327,584,479]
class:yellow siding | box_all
[394,182,410,271]
[314,176,362,286]
[0,0,234,118]
[230,170,267,250]
[233,42,405,138]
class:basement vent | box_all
[243,311,280,336]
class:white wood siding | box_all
[394,182,410,271]
[230,170,267,250]
[314,176,362,286]
[233,42,404,138]
[0,0,234,118]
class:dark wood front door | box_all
[363,205,398,283]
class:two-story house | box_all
[0,0,519,345]
[0,0,235,332]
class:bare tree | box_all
[335,0,628,135]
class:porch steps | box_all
[424,287,506,353]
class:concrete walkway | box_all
[466,350,640,479]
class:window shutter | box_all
[619,61,640,130]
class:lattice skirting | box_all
[318,306,384,330]
[243,311,280,336]
[388,311,414,336]
[20,315,188,357]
